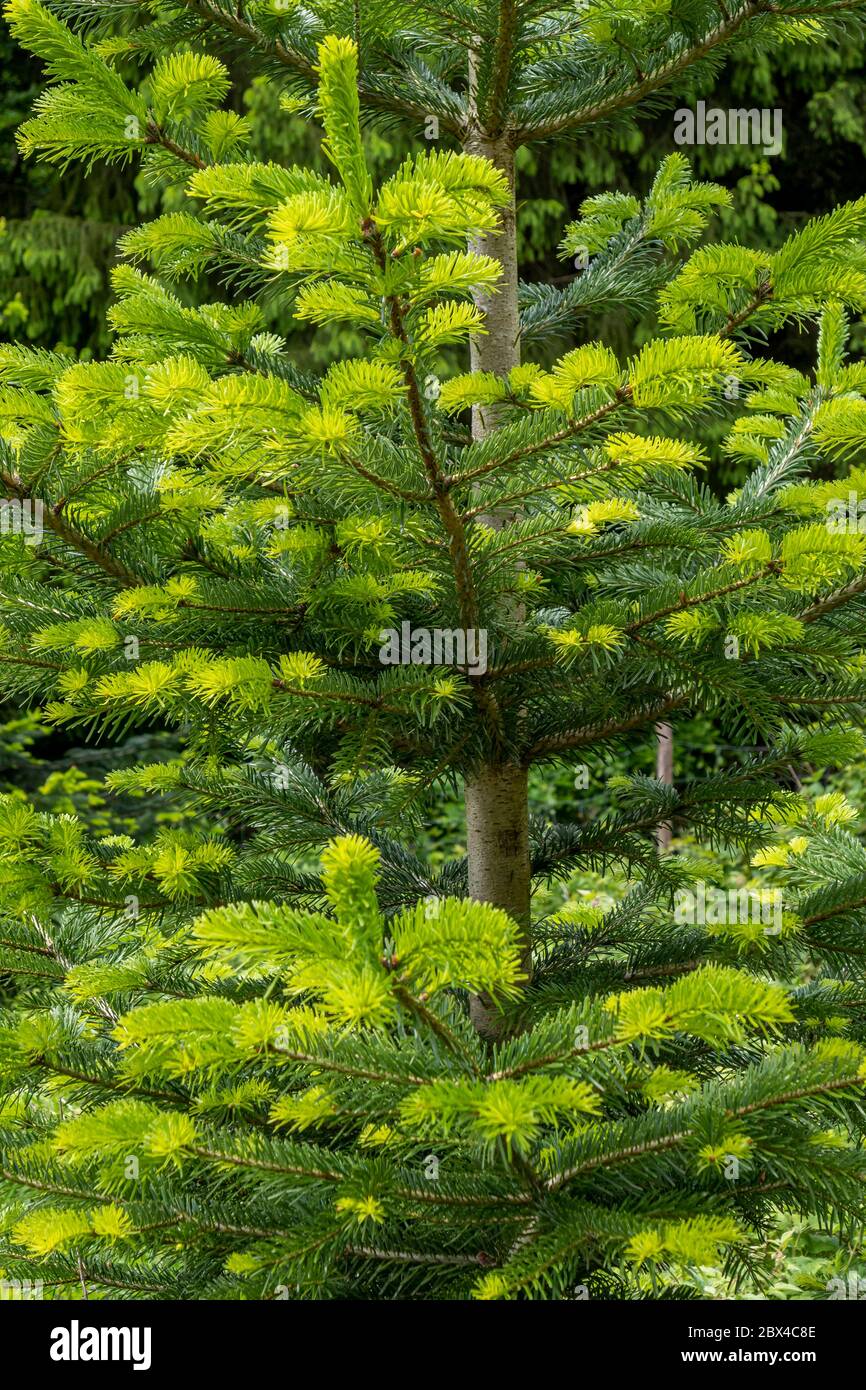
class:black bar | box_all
[3,1296,862,1377]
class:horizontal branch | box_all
[522,1,755,141]
[176,0,465,135]
[798,573,866,624]
[524,694,685,762]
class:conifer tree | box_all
[2,0,866,1299]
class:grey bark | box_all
[464,137,520,450]
[460,128,532,1033]
[655,721,674,850]
[465,763,532,1036]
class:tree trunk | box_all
[461,129,531,1034]
[655,721,674,850]
[464,136,520,443]
[465,763,532,1035]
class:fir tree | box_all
[1,1,866,1299]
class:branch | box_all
[461,452,623,520]
[524,693,686,762]
[518,1,840,142]
[144,120,206,170]
[625,565,775,635]
[798,573,866,624]
[549,1070,866,1191]
[720,277,773,336]
[174,0,465,134]
[364,222,481,634]
[1,468,144,587]
[336,450,431,503]
[450,389,631,494]
[524,8,759,140]
[452,265,781,505]
[346,1245,491,1267]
